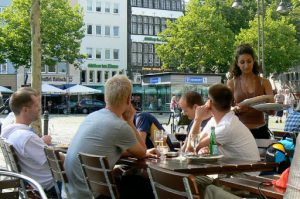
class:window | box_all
[0,63,7,74]
[41,65,46,73]
[89,70,94,83]
[131,0,137,6]
[171,0,176,10]
[96,0,101,12]
[113,49,119,59]
[105,26,110,36]
[105,49,110,59]
[105,71,109,81]
[97,71,102,82]
[96,48,101,59]
[154,0,159,8]
[143,0,149,7]
[113,3,119,13]
[96,25,101,35]
[176,0,182,11]
[81,70,86,83]
[149,17,154,35]
[112,71,117,76]
[137,16,143,34]
[154,17,161,35]
[166,0,171,10]
[113,26,119,36]
[131,16,137,34]
[86,48,93,59]
[87,25,93,35]
[137,0,142,7]
[48,65,56,73]
[105,2,110,13]
[57,62,67,73]
[87,0,93,11]
[148,0,153,8]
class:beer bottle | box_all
[209,126,218,155]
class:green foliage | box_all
[236,5,300,75]
[0,0,85,68]
[156,0,235,73]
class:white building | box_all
[74,0,128,89]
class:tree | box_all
[156,0,235,73]
[0,0,84,69]
[235,5,300,76]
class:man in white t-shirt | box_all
[1,87,57,197]
[186,84,260,161]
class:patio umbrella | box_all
[42,83,65,95]
[64,84,102,95]
[41,83,65,110]
[0,86,13,93]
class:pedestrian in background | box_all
[274,89,285,123]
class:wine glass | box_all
[175,132,187,160]
[190,134,200,155]
[154,130,163,147]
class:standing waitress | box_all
[227,44,274,139]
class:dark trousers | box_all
[250,124,271,139]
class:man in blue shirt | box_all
[134,112,164,149]
[284,103,300,133]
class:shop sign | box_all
[88,63,118,69]
[185,76,207,84]
[42,76,73,82]
[150,77,161,84]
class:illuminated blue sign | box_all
[185,77,207,84]
[150,77,161,84]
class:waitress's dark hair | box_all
[229,44,260,78]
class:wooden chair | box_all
[77,152,120,199]
[44,146,70,199]
[0,138,29,199]
[0,170,48,199]
[147,164,202,199]
[217,175,285,199]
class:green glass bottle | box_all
[209,126,218,155]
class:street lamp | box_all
[232,0,289,76]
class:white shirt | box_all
[284,135,300,199]
[1,124,54,190]
[202,111,260,161]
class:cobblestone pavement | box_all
[0,113,285,169]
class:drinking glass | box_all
[154,130,163,147]
[175,132,187,160]
[190,134,200,155]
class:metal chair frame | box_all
[44,146,70,199]
[147,164,202,199]
[78,152,120,199]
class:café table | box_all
[118,156,277,176]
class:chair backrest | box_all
[147,164,202,199]
[0,138,21,173]
[0,178,20,199]
[44,146,68,183]
[0,170,48,199]
[77,152,120,199]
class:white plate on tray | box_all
[251,103,284,111]
[239,95,273,106]
[185,154,224,163]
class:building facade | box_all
[129,0,184,83]
[73,0,128,89]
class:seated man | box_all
[284,103,300,133]
[178,91,206,151]
[65,75,159,199]
[1,87,57,197]
[186,84,260,161]
[134,112,165,149]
